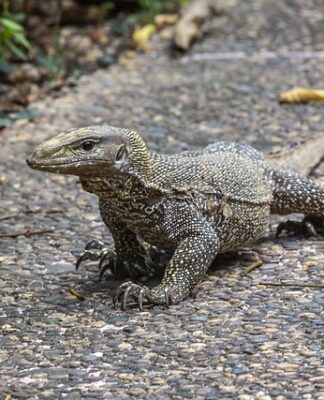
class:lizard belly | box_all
[214,202,271,252]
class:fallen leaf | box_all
[174,0,220,50]
[132,24,156,52]
[68,287,85,301]
[279,87,324,103]
[154,14,178,29]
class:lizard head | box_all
[26,125,151,178]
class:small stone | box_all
[118,342,132,351]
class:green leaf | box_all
[11,109,41,120]
[0,17,24,32]
[36,54,63,74]
[7,40,27,60]
[13,32,31,49]
[8,12,26,23]
[0,109,41,128]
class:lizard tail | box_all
[265,133,324,176]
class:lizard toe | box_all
[84,239,105,251]
[113,281,150,311]
[76,239,108,270]
[76,248,103,270]
[114,283,179,309]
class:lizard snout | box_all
[26,151,36,168]
[26,145,50,169]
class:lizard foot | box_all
[113,281,172,311]
[99,251,155,281]
[76,240,155,280]
[76,239,107,270]
[276,216,324,238]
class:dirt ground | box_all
[0,0,323,399]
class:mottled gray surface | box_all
[0,0,323,399]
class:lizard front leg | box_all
[115,203,220,309]
[77,200,156,280]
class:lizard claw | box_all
[98,249,115,271]
[113,281,150,311]
[98,249,118,280]
[164,287,171,308]
[113,282,174,311]
[76,240,108,270]
[76,249,106,270]
[76,241,153,280]
[138,287,148,312]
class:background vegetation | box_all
[0,0,188,124]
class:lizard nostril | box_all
[26,151,38,166]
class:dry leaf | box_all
[174,0,219,50]
[154,14,178,29]
[279,87,324,103]
[132,24,156,52]
[159,26,175,40]
[68,287,85,301]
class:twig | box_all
[0,213,16,221]
[25,207,65,215]
[0,208,64,222]
[241,256,263,276]
[0,229,54,239]
[258,281,324,289]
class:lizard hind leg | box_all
[269,167,323,237]
[276,216,324,238]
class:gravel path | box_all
[0,0,323,399]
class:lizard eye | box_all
[81,141,95,152]
[115,145,127,162]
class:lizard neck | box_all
[124,129,152,181]
[80,130,154,196]
[80,175,142,197]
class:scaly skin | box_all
[26,125,324,310]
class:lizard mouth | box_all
[26,157,111,169]
[26,157,113,172]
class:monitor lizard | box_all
[26,125,324,310]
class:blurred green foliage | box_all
[0,0,189,65]
[138,0,188,23]
[110,0,188,36]
[0,0,31,61]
